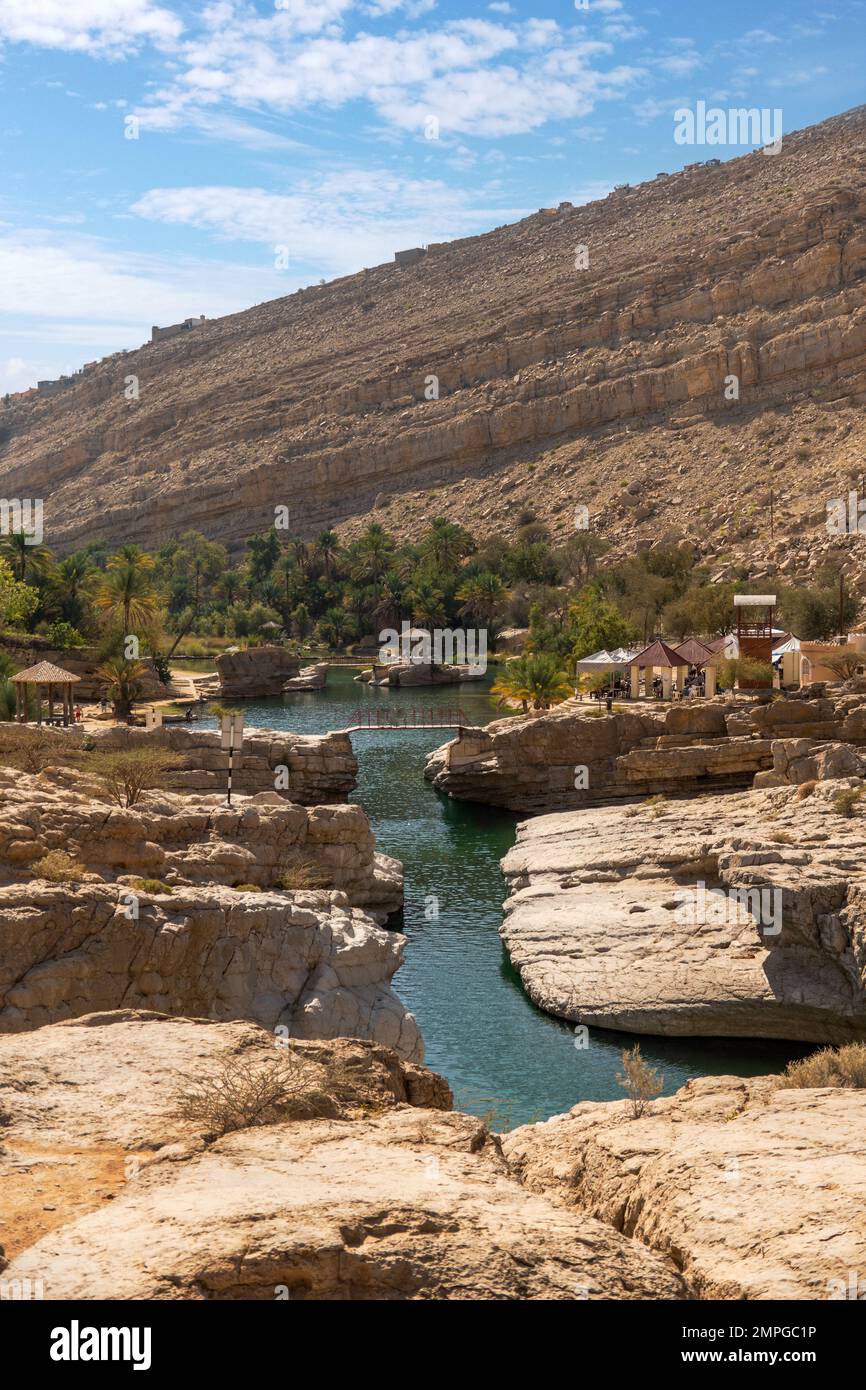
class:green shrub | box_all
[128,877,173,895]
[832,787,863,818]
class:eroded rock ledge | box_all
[427,693,866,813]
[500,780,866,1042]
[502,1074,866,1300]
[0,763,414,1053]
[0,1013,685,1301]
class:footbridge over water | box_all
[340,706,470,734]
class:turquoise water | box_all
[216,669,807,1128]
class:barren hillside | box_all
[3,104,866,588]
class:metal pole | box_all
[227,723,234,805]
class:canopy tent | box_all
[772,633,801,657]
[575,647,640,675]
[11,660,81,727]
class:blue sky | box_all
[1,0,864,394]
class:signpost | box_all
[144,708,163,732]
[220,713,244,804]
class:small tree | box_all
[94,657,149,718]
[717,656,775,692]
[824,651,862,682]
[616,1044,664,1118]
[90,746,179,807]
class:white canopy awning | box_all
[575,648,640,674]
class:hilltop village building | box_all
[151,316,207,344]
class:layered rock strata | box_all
[427,693,866,813]
[89,723,357,804]
[2,109,866,581]
[500,779,866,1041]
[0,883,418,1053]
[0,767,397,910]
[215,646,300,698]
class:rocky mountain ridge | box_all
[2,106,866,588]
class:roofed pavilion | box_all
[628,639,690,700]
[11,661,81,727]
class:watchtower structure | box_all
[734,594,775,688]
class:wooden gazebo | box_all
[11,661,81,727]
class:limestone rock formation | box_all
[90,723,357,804]
[283,662,328,691]
[428,692,866,813]
[500,779,866,1041]
[0,766,397,911]
[2,108,866,601]
[0,1014,685,1300]
[215,646,300,698]
[0,881,420,1053]
[502,1074,866,1300]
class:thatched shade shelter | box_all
[11,660,81,727]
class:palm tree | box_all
[1,530,51,583]
[314,529,341,581]
[217,570,242,605]
[94,563,158,635]
[106,544,155,574]
[423,517,473,572]
[405,577,446,629]
[94,657,149,718]
[491,653,572,713]
[354,523,395,583]
[51,554,93,625]
[456,572,510,628]
[370,572,404,630]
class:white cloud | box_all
[131,173,524,272]
[0,227,297,391]
[0,0,182,56]
[124,4,643,140]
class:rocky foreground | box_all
[503,1073,866,1301]
[0,1014,684,1300]
[500,778,866,1042]
[2,1013,862,1300]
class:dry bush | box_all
[31,850,87,883]
[795,780,817,800]
[233,882,263,893]
[778,1043,866,1090]
[616,1044,664,1118]
[277,859,332,890]
[89,746,180,807]
[0,728,83,774]
[768,830,794,844]
[172,1054,336,1136]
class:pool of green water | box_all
[218,668,808,1128]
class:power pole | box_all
[769,489,774,540]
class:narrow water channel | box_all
[227,667,806,1128]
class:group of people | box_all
[583,664,707,703]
